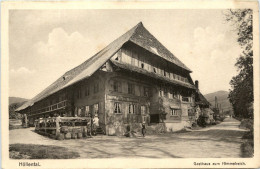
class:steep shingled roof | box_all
[16,22,192,112]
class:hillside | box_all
[9,97,28,119]
[9,97,28,105]
[204,91,232,112]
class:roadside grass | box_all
[10,144,80,159]
[9,125,23,130]
[239,119,254,158]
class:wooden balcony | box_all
[28,100,70,117]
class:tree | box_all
[225,9,253,118]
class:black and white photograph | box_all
[1,1,259,168]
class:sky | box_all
[9,9,242,99]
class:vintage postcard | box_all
[1,1,260,168]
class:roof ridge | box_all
[129,23,191,72]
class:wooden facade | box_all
[17,22,201,135]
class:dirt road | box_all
[9,118,247,158]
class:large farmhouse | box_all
[16,22,203,136]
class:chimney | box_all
[195,80,199,89]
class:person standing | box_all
[141,123,146,137]
[89,113,94,137]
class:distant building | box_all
[16,22,200,135]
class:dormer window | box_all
[141,63,144,69]
[153,67,157,73]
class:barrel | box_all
[83,131,88,137]
[72,128,78,134]
[77,132,83,139]
[82,126,87,132]
[50,134,56,139]
[61,126,69,133]
[51,130,56,135]
[56,133,65,140]
[65,132,71,139]
[71,132,77,139]
[77,129,82,134]
[68,127,73,132]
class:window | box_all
[77,107,82,116]
[169,90,173,99]
[94,83,99,93]
[181,77,184,81]
[141,62,144,69]
[131,56,136,66]
[157,67,161,74]
[85,106,90,116]
[153,67,157,73]
[147,63,151,71]
[161,69,164,76]
[129,104,136,114]
[114,103,121,114]
[77,89,82,99]
[182,97,189,102]
[144,87,149,97]
[139,56,144,69]
[133,53,139,67]
[85,87,90,96]
[171,109,178,116]
[93,103,99,115]
[163,88,167,97]
[164,70,167,77]
[170,73,173,79]
[159,86,163,97]
[141,106,146,115]
[113,81,121,92]
[173,91,178,98]
[128,83,135,94]
[167,72,170,78]
[142,116,147,123]
[112,52,120,61]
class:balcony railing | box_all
[29,100,70,116]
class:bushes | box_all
[239,119,253,130]
[197,116,207,127]
[215,116,225,122]
[241,139,254,157]
[239,119,254,157]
